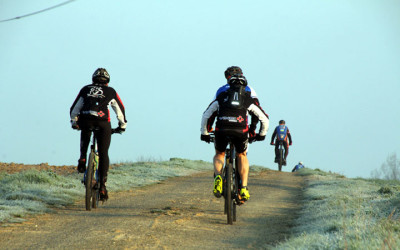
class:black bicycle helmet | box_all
[224,66,243,79]
[228,74,247,87]
[92,68,110,84]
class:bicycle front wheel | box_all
[85,151,95,211]
[278,148,284,171]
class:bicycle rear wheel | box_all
[226,163,233,225]
[233,164,240,222]
[85,151,95,211]
[92,188,99,208]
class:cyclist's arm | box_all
[247,103,269,136]
[287,128,292,144]
[247,85,262,129]
[270,128,277,143]
[201,100,218,135]
[70,96,84,122]
[110,94,127,129]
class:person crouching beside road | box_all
[200,73,269,202]
[70,68,127,201]
[270,120,292,166]
[292,162,305,172]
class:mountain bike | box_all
[209,134,244,225]
[83,127,119,211]
[272,141,285,171]
[83,127,100,211]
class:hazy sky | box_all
[1,0,399,178]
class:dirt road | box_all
[0,170,304,249]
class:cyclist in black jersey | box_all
[70,68,127,201]
[201,71,269,201]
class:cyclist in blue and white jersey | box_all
[270,120,292,166]
[201,69,269,201]
[210,66,260,140]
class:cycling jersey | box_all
[214,84,258,101]
[70,84,127,128]
[70,83,127,185]
[277,125,288,141]
[216,84,260,131]
[292,164,305,172]
[271,125,292,143]
[201,88,269,136]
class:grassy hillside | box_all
[274,168,400,249]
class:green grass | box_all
[273,168,400,249]
[0,170,82,224]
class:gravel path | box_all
[0,169,304,249]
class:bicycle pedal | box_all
[237,194,246,204]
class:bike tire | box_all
[233,164,239,222]
[278,148,283,172]
[85,151,95,211]
[226,162,233,225]
[91,165,99,209]
[223,167,227,215]
[92,189,99,208]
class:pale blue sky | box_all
[1,0,399,178]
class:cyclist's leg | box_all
[214,131,228,175]
[234,134,250,200]
[283,141,289,159]
[274,142,279,162]
[236,152,249,187]
[213,131,228,197]
[213,150,225,176]
[96,121,112,199]
[77,119,92,173]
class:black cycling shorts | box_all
[214,130,248,153]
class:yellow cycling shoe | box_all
[240,187,250,201]
[213,175,223,198]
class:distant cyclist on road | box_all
[292,162,305,172]
[270,120,292,166]
[70,68,127,201]
[201,68,269,201]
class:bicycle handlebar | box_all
[74,126,122,135]
[204,132,262,144]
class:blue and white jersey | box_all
[213,84,258,100]
[292,164,305,172]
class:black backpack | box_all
[216,85,250,130]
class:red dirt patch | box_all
[0,162,76,175]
